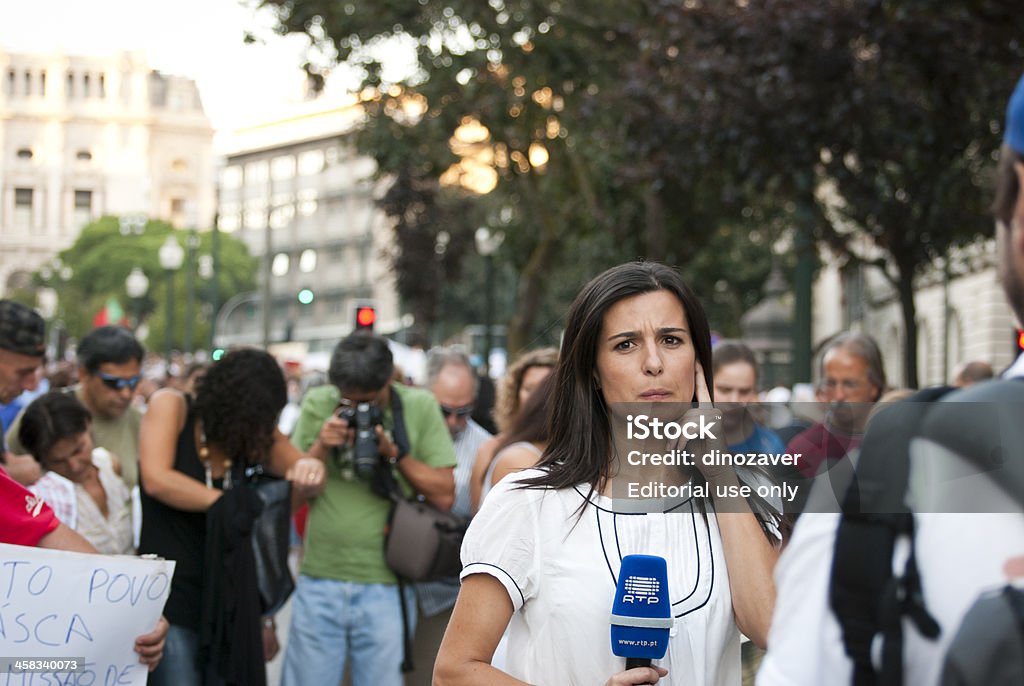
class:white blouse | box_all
[461,468,741,686]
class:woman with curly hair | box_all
[139,348,326,686]
[469,347,557,511]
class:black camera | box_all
[338,402,385,479]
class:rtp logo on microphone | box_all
[622,575,660,604]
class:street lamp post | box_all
[124,267,150,331]
[474,227,505,376]
[184,230,200,354]
[158,235,185,360]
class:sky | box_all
[2,0,321,136]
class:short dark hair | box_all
[193,348,287,465]
[527,261,713,492]
[76,326,144,373]
[712,340,760,384]
[19,392,92,464]
[328,333,394,393]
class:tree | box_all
[35,216,257,352]
[641,0,1024,386]
[255,0,775,352]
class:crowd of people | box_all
[2,72,1024,686]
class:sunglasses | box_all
[440,404,474,419]
[97,372,142,391]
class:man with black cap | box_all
[0,299,48,483]
[0,299,168,670]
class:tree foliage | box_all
[257,0,1024,381]
[36,216,257,352]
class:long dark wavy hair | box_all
[193,348,287,466]
[521,261,713,493]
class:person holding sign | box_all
[139,348,327,686]
[0,299,168,671]
[434,262,781,686]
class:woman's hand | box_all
[603,665,668,686]
[134,615,168,671]
[680,361,732,486]
[287,456,326,499]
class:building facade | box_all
[214,96,399,353]
[810,239,1017,388]
[0,49,215,294]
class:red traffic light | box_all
[355,306,376,330]
[1017,328,1024,352]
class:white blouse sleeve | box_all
[460,472,543,613]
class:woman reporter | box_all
[138,348,326,686]
[435,261,781,686]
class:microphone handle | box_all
[626,658,652,670]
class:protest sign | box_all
[0,543,174,685]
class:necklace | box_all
[198,422,232,490]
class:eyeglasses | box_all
[97,372,142,391]
[440,404,474,419]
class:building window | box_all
[219,213,240,232]
[171,159,188,173]
[66,71,74,98]
[7,70,14,96]
[16,148,33,160]
[325,146,341,166]
[271,253,290,276]
[14,188,33,229]
[40,70,46,96]
[297,189,318,216]
[299,249,317,273]
[98,74,105,98]
[219,165,242,190]
[269,193,295,229]
[244,160,269,184]
[24,70,31,96]
[298,149,325,176]
[271,155,296,181]
[76,150,92,162]
[74,190,93,228]
[244,198,267,229]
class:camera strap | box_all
[388,386,412,466]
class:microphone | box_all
[611,554,672,672]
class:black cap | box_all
[0,300,46,357]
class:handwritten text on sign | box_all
[0,543,175,686]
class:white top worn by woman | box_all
[461,468,740,686]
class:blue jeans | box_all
[282,575,417,686]
[148,623,224,686]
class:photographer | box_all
[282,333,456,686]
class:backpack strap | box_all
[831,387,951,686]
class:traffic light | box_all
[1016,328,1024,354]
[212,348,226,361]
[355,305,376,332]
[297,288,314,305]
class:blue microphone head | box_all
[610,554,672,660]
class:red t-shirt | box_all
[0,469,59,546]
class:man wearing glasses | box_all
[283,332,455,686]
[784,331,885,482]
[6,325,145,490]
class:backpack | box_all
[829,379,1024,686]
